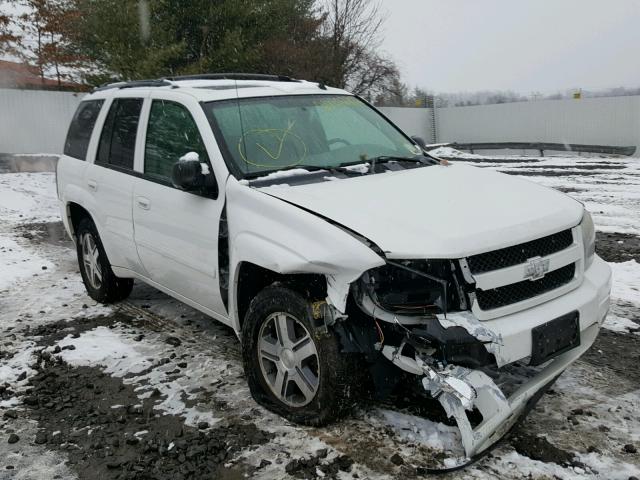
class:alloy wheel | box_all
[258,312,320,407]
[81,232,103,290]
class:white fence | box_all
[0,88,84,154]
[1,88,639,155]
[381,96,640,155]
[377,106,435,143]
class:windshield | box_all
[203,94,423,178]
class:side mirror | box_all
[171,152,217,196]
[411,136,427,149]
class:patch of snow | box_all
[368,409,463,455]
[604,313,639,334]
[0,172,59,224]
[0,341,37,386]
[0,235,54,291]
[610,260,640,306]
[427,146,486,159]
[0,397,21,408]
[0,436,76,480]
[250,168,317,182]
[577,451,640,479]
[55,326,223,429]
[179,151,200,162]
[342,162,370,174]
[57,327,153,377]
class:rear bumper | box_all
[382,255,611,458]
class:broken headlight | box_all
[580,210,595,270]
[362,259,463,315]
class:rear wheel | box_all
[76,217,133,303]
[242,285,356,425]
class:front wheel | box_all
[76,217,133,304]
[242,285,356,426]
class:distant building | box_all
[0,60,80,90]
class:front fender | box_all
[226,178,384,328]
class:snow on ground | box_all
[1,159,640,478]
[610,260,640,306]
[604,314,640,334]
[57,326,154,377]
[0,235,53,291]
[368,409,463,454]
[429,146,488,160]
[0,172,59,224]
[56,326,223,428]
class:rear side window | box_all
[64,100,104,160]
[97,98,143,169]
[144,100,209,180]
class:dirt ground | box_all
[1,155,639,480]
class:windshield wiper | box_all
[369,155,435,165]
[333,155,438,175]
[243,155,436,181]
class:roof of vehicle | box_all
[85,73,350,102]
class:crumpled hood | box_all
[258,164,584,259]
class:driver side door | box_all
[132,97,227,317]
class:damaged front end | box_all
[342,257,598,463]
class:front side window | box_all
[203,94,421,178]
[97,98,143,169]
[64,100,104,160]
[144,100,209,180]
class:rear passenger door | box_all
[88,96,147,274]
[132,96,227,318]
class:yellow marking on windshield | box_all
[237,122,308,168]
[255,120,296,160]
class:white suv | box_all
[56,74,612,459]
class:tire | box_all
[75,217,133,304]
[242,285,356,426]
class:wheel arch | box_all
[233,261,327,334]
[66,201,92,238]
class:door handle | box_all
[87,179,97,191]
[136,196,151,210]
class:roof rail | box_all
[92,73,302,93]
[166,73,301,83]
[93,79,173,92]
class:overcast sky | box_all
[378,0,640,94]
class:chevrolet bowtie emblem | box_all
[524,256,550,281]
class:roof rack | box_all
[93,79,173,92]
[166,73,301,83]
[92,73,302,93]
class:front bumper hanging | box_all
[382,322,600,459]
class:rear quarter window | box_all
[64,100,104,160]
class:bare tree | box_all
[0,4,19,56]
[320,0,399,98]
[10,0,84,86]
